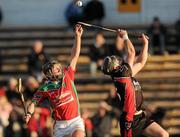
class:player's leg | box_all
[142,122,169,137]
[54,121,70,137]
[71,129,85,137]
[71,116,85,137]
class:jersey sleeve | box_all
[66,66,76,81]
[32,90,46,106]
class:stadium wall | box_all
[0,0,180,26]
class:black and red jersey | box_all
[111,62,144,114]
[111,63,135,121]
[111,62,144,137]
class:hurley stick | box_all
[18,78,27,116]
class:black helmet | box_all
[102,55,123,75]
[42,60,63,80]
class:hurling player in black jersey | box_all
[102,30,169,137]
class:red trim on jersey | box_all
[114,77,136,121]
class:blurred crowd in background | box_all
[0,0,180,137]
[0,76,166,137]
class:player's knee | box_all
[159,130,169,137]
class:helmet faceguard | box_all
[101,55,123,75]
[42,60,63,80]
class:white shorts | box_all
[54,116,85,137]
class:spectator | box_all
[41,116,53,137]
[0,87,5,97]
[83,0,105,26]
[91,101,113,137]
[0,95,13,137]
[5,110,28,137]
[4,77,29,137]
[109,35,126,59]
[24,76,39,100]
[175,15,180,53]
[81,109,93,137]
[89,32,109,76]
[27,107,51,137]
[105,86,121,119]
[5,77,21,105]
[30,131,39,137]
[65,0,83,29]
[147,17,167,55]
[28,41,49,81]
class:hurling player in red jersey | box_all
[102,30,169,137]
[25,24,85,137]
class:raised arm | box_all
[118,30,136,68]
[132,34,149,76]
[70,24,83,70]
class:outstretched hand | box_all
[138,34,149,45]
[75,24,83,37]
[117,29,128,38]
[24,114,31,124]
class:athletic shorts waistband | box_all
[55,116,81,125]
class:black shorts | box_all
[120,111,154,137]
